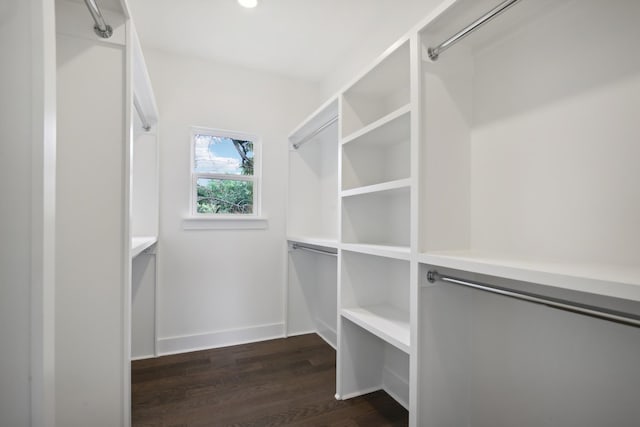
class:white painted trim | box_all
[283,239,290,337]
[315,318,337,350]
[383,366,410,410]
[182,216,268,230]
[131,354,155,362]
[30,0,57,425]
[337,385,383,401]
[284,322,337,350]
[190,126,262,217]
[157,323,285,356]
[335,369,408,410]
[123,17,134,427]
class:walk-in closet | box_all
[3,0,639,425]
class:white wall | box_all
[0,0,56,425]
[143,49,320,354]
[320,0,441,97]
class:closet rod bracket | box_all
[84,0,113,39]
[93,23,113,39]
[426,270,439,283]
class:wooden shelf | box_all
[341,305,410,354]
[342,104,410,146]
[131,236,157,258]
[341,178,411,199]
[419,251,640,303]
[342,243,410,260]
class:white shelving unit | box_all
[342,105,411,191]
[130,31,160,361]
[342,186,410,247]
[416,0,640,425]
[287,0,640,425]
[340,243,410,261]
[341,251,410,354]
[287,98,339,243]
[336,36,414,412]
[287,240,338,348]
[286,98,340,348]
[341,40,410,137]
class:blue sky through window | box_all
[194,134,253,175]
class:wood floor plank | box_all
[132,334,408,426]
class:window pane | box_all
[194,134,254,176]
[196,178,253,214]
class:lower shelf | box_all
[131,236,157,258]
[341,243,410,260]
[341,305,410,353]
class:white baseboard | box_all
[286,328,316,338]
[131,354,155,361]
[314,317,337,350]
[157,322,285,356]
[383,366,410,410]
[337,385,383,401]
[336,368,409,410]
[285,318,337,350]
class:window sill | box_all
[182,215,269,230]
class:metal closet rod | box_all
[133,97,152,132]
[83,0,113,39]
[427,0,522,61]
[291,243,337,257]
[292,116,338,150]
[426,270,640,328]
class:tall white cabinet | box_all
[287,0,640,425]
[338,38,413,409]
[417,0,640,425]
[55,1,159,424]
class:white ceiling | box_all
[125,0,433,83]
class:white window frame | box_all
[189,126,262,218]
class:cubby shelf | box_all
[342,243,410,261]
[342,104,411,146]
[341,178,411,199]
[341,305,410,354]
[419,251,640,303]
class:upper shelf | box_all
[341,178,410,199]
[342,104,410,146]
[419,251,640,303]
[342,40,410,137]
[289,97,339,149]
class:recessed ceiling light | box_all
[238,0,258,8]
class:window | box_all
[191,127,260,216]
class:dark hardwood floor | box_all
[132,333,408,426]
